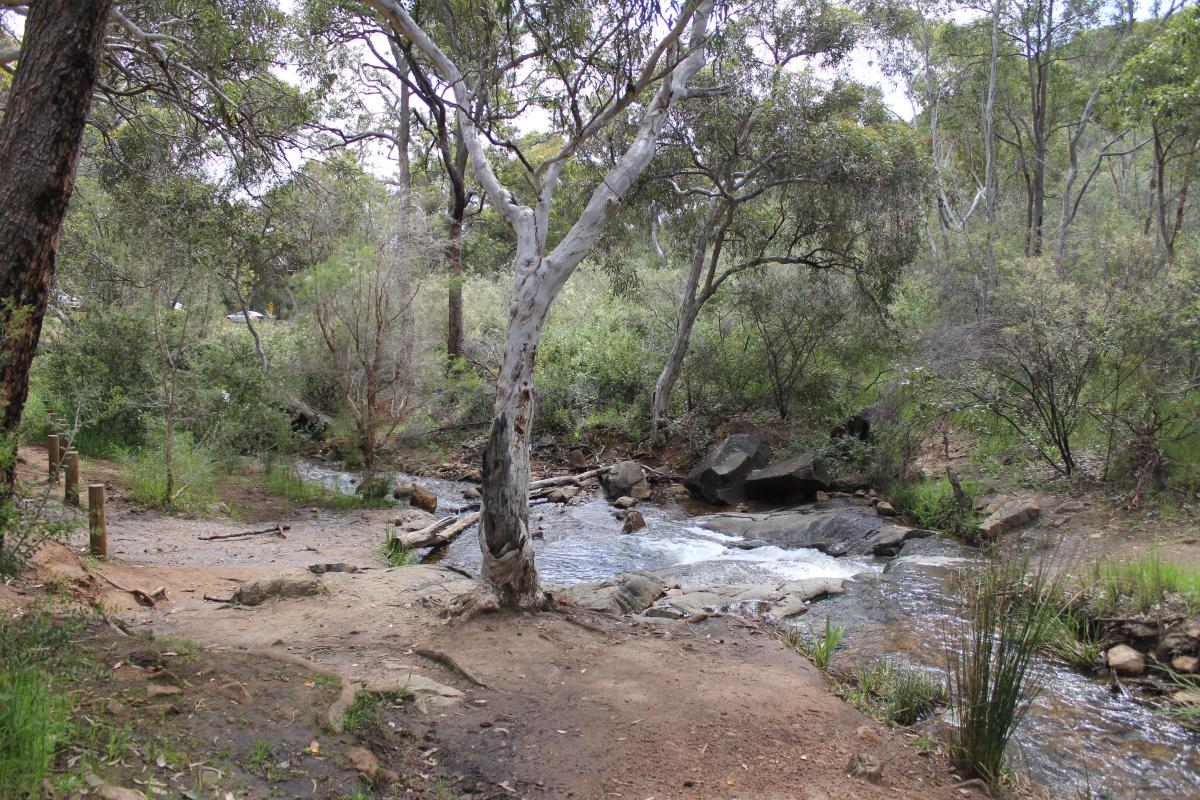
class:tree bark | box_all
[0,0,114,499]
[979,0,1001,317]
[447,215,465,361]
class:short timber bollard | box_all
[88,484,107,557]
[47,434,60,481]
[64,451,80,505]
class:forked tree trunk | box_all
[368,0,714,607]
[0,0,114,499]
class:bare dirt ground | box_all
[10,444,983,799]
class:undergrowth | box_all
[838,659,947,727]
[890,475,981,535]
[1086,551,1200,614]
[263,462,369,510]
[0,611,90,797]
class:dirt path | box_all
[90,562,970,799]
[14,444,982,798]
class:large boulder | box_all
[601,460,651,501]
[976,498,1039,538]
[744,453,829,502]
[684,434,772,504]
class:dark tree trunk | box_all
[0,0,114,498]
[447,216,465,362]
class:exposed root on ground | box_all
[412,647,489,688]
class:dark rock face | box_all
[744,454,829,502]
[831,401,888,442]
[684,434,772,504]
[698,500,930,557]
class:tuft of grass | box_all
[342,689,408,738]
[841,659,947,727]
[0,663,72,795]
[890,475,981,534]
[1086,551,1200,614]
[246,740,273,769]
[947,556,1066,786]
[263,462,369,510]
[1039,608,1103,671]
[786,615,844,670]
[382,533,415,567]
[0,612,89,797]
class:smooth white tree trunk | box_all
[366,0,715,606]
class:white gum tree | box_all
[362,0,717,608]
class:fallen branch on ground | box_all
[94,572,167,607]
[198,524,290,541]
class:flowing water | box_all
[300,460,1200,799]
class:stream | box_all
[300,460,1200,799]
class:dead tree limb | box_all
[199,524,291,541]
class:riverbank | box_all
[6,440,1198,798]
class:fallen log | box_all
[529,466,604,489]
[389,511,481,551]
[199,524,291,542]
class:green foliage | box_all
[786,615,844,670]
[1086,552,1200,615]
[0,613,88,797]
[890,475,980,534]
[1110,7,1200,135]
[382,534,414,567]
[35,306,157,456]
[840,659,947,727]
[121,430,218,513]
[0,496,76,578]
[947,558,1067,786]
[263,461,365,510]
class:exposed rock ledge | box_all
[558,570,844,620]
[700,500,931,557]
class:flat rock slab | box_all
[233,570,327,606]
[647,576,845,620]
[557,568,664,614]
[698,500,929,557]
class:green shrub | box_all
[121,430,218,512]
[841,659,947,726]
[0,613,86,797]
[890,475,980,533]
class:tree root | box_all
[412,647,489,688]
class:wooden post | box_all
[88,484,107,556]
[47,434,60,481]
[64,451,79,505]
